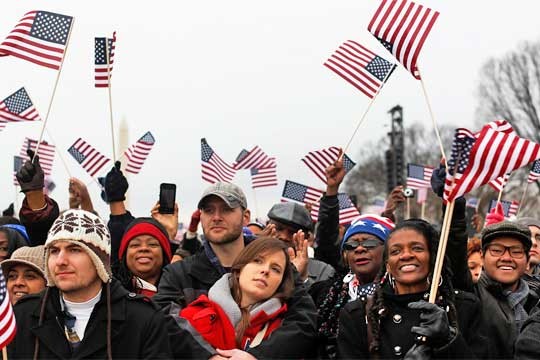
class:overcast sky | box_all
[2,0,539,223]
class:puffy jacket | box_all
[8,280,171,359]
[180,274,288,351]
[155,239,318,359]
[337,285,489,359]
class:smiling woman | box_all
[1,245,46,305]
[114,217,172,297]
[180,237,296,352]
[337,219,489,359]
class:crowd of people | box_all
[1,150,540,359]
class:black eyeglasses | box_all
[343,238,383,251]
[486,244,526,259]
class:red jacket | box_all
[180,294,287,350]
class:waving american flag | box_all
[302,146,355,184]
[0,272,16,349]
[201,138,236,184]
[68,138,111,177]
[124,131,155,174]
[0,10,73,70]
[95,32,116,87]
[0,87,41,123]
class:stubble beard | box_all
[205,225,243,246]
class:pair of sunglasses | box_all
[343,238,383,251]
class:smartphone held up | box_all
[159,183,176,214]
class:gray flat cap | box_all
[267,202,313,232]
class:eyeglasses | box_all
[486,244,526,259]
[343,238,383,251]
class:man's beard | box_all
[205,225,243,245]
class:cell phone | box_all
[159,183,176,214]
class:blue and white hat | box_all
[341,214,395,251]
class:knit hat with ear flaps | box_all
[45,209,111,285]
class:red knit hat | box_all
[119,219,172,261]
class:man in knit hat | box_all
[8,209,171,359]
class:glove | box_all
[485,202,505,226]
[16,150,45,193]
[104,161,128,202]
[404,344,432,360]
[408,301,452,348]
[430,163,446,198]
[188,209,201,233]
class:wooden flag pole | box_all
[516,182,530,217]
[428,152,460,303]
[421,201,426,219]
[3,346,8,360]
[105,37,117,162]
[252,188,260,220]
[417,67,447,164]
[34,18,75,158]
[429,200,455,303]
[406,197,411,219]
[341,65,395,157]
[44,129,73,178]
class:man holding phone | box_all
[155,182,317,359]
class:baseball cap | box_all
[198,182,247,209]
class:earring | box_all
[383,271,395,289]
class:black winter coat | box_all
[446,198,540,358]
[154,244,318,359]
[337,287,488,359]
[8,280,171,359]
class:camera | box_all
[402,188,414,198]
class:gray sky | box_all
[1,0,539,223]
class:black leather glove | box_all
[430,163,446,198]
[104,161,128,202]
[404,344,431,360]
[409,301,453,348]
[16,150,45,193]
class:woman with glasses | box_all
[309,214,394,359]
[337,218,487,359]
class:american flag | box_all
[0,272,16,349]
[444,125,540,203]
[13,155,24,186]
[234,146,275,170]
[324,40,396,98]
[124,131,155,174]
[302,146,356,184]
[0,87,41,123]
[0,10,73,70]
[250,165,278,189]
[68,138,111,177]
[417,187,428,204]
[528,160,540,183]
[281,180,360,225]
[201,138,236,184]
[94,32,116,88]
[406,163,434,189]
[488,199,519,218]
[466,197,478,209]
[488,173,510,192]
[367,0,439,79]
[19,137,55,176]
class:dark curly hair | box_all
[367,218,458,354]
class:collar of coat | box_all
[208,273,284,327]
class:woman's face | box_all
[467,251,483,283]
[386,228,430,294]
[125,235,164,283]
[344,233,384,283]
[238,249,286,307]
[7,264,46,304]
[0,232,9,262]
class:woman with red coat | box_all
[180,237,295,353]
